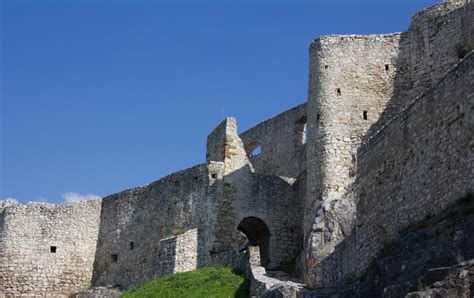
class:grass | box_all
[123,267,250,298]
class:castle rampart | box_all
[305,33,401,273]
[307,51,473,288]
[303,0,473,287]
[91,163,216,289]
[1,1,472,296]
[0,200,101,296]
[239,103,307,178]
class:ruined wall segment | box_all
[207,117,252,176]
[207,117,304,270]
[0,200,101,296]
[92,163,219,290]
[156,228,199,277]
[240,103,307,178]
[305,34,401,276]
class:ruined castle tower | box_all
[1,0,473,296]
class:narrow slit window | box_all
[50,246,57,253]
[129,242,134,250]
[111,254,118,262]
[296,116,307,145]
[385,64,389,71]
[211,173,217,179]
[363,111,368,120]
[302,124,307,144]
[336,88,341,96]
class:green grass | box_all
[123,267,250,298]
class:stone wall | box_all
[305,33,401,274]
[207,117,305,271]
[240,103,307,178]
[365,0,473,140]
[304,0,473,286]
[156,228,199,277]
[307,50,473,288]
[1,1,472,295]
[355,51,473,280]
[0,200,101,297]
[91,117,305,291]
[91,163,218,290]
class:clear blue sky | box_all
[1,0,438,204]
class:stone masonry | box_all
[0,0,472,296]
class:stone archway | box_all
[237,217,271,268]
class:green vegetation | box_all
[123,267,250,298]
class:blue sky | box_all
[1,0,438,204]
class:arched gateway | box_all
[237,217,271,267]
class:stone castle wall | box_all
[365,0,473,139]
[91,163,218,290]
[1,1,472,296]
[305,33,401,271]
[92,117,305,291]
[0,200,101,297]
[302,1,473,286]
[308,51,473,288]
[240,103,307,178]
[354,51,473,280]
[205,117,304,270]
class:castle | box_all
[1,0,473,297]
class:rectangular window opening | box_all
[363,111,368,120]
[50,246,57,253]
[336,88,341,96]
[385,64,389,71]
[111,254,118,262]
[302,123,307,144]
[211,173,217,179]
[129,242,134,250]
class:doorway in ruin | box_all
[237,217,271,268]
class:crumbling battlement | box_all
[0,0,472,297]
[239,103,307,178]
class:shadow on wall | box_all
[308,2,473,292]
[362,1,473,144]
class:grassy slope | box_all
[123,267,250,298]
